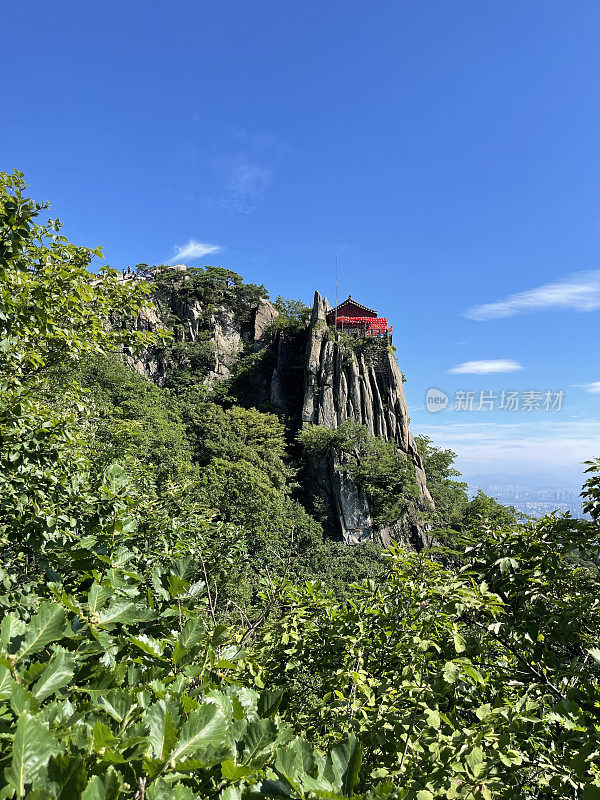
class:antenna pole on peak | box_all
[334,252,339,338]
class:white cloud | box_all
[449,359,523,375]
[191,130,287,213]
[217,161,272,213]
[168,240,220,264]
[582,381,600,394]
[465,270,600,321]
[414,420,600,483]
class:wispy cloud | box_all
[183,129,288,213]
[168,240,220,264]
[414,419,600,482]
[216,161,272,213]
[449,359,523,375]
[582,381,600,394]
[465,270,600,321]
[227,129,290,157]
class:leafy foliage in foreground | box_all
[0,530,367,800]
[245,518,600,798]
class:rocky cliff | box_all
[300,291,433,548]
[124,270,432,549]
[125,274,279,387]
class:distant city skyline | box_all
[465,480,585,520]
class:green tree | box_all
[74,354,194,484]
[462,490,519,530]
[582,457,600,522]
[180,398,291,487]
[415,435,468,528]
[268,295,312,334]
[245,505,600,798]
[0,171,157,588]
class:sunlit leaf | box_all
[5,713,63,797]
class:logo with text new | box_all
[426,388,449,413]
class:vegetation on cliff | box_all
[2,171,600,799]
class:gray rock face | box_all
[301,291,433,547]
[205,308,243,383]
[270,335,296,410]
[254,299,279,340]
[130,293,278,387]
[331,451,373,544]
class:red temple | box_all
[325,295,392,338]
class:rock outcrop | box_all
[301,291,433,547]
[128,290,278,388]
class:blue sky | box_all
[3,0,599,484]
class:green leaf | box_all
[103,464,128,494]
[5,713,63,798]
[220,787,243,800]
[92,721,118,751]
[1,613,24,650]
[87,584,112,614]
[95,689,131,723]
[588,648,600,664]
[96,600,140,626]
[31,648,75,701]
[45,754,88,800]
[164,703,227,768]
[461,664,485,685]
[21,660,47,686]
[10,683,40,716]
[15,604,66,664]
[241,718,279,767]
[80,766,122,800]
[452,628,466,654]
[0,663,16,699]
[171,642,189,665]
[275,739,320,791]
[257,689,284,718]
[416,792,434,800]
[331,734,362,796]
[146,700,180,760]
[256,779,295,798]
[130,634,166,659]
[443,661,460,684]
[425,709,441,730]
[147,780,196,800]
[465,746,485,778]
[221,759,255,781]
[178,618,207,650]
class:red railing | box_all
[333,316,392,335]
